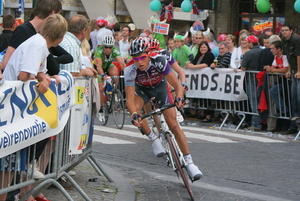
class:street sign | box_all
[190,11,209,21]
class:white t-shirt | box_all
[119,39,130,58]
[96,28,113,46]
[90,29,98,51]
[3,33,49,81]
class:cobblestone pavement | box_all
[43,160,117,201]
[41,117,299,201]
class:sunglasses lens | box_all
[133,56,147,61]
[105,46,112,49]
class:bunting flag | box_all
[166,3,173,22]
[18,0,25,14]
[160,4,166,21]
[192,1,200,15]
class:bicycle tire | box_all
[111,89,125,129]
[166,132,194,201]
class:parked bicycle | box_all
[141,99,195,201]
[98,75,125,129]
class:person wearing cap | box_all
[241,35,263,131]
[191,31,204,57]
[96,16,113,47]
[128,23,136,37]
[172,33,194,68]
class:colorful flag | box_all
[166,3,173,22]
[192,1,200,15]
[153,22,169,35]
[159,4,166,21]
[18,0,25,14]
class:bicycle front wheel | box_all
[111,89,125,129]
[99,102,109,125]
[166,132,194,201]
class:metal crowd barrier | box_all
[0,77,112,201]
[184,71,299,140]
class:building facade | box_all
[1,0,300,36]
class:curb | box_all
[100,162,136,201]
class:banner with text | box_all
[0,70,74,158]
[69,79,91,155]
[183,68,248,101]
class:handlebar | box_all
[141,103,176,119]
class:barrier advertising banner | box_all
[69,79,91,155]
[0,70,74,158]
[184,68,248,101]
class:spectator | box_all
[210,42,231,69]
[89,19,100,53]
[119,25,131,63]
[172,33,193,68]
[185,41,214,69]
[225,34,236,53]
[167,38,175,54]
[113,22,121,32]
[259,35,281,132]
[191,31,204,57]
[59,14,98,77]
[113,31,122,50]
[230,33,250,72]
[0,14,16,52]
[1,14,67,201]
[95,16,113,47]
[264,41,290,118]
[281,24,300,134]
[241,35,263,130]
[203,31,217,50]
[128,23,136,37]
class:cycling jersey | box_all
[94,46,121,70]
[124,54,172,87]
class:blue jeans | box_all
[290,76,300,130]
[269,82,290,114]
[246,77,261,128]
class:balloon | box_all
[256,0,270,13]
[149,0,162,12]
[181,0,192,12]
[294,0,300,13]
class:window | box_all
[238,0,285,34]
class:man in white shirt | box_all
[119,25,131,63]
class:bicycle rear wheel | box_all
[111,89,125,129]
[166,132,194,201]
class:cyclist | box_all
[124,37,202,181]
[94,35,125,111]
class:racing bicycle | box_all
[141,99,195,200]
[98,75,125,129]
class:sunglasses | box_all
[133,55,148,61]
[195,37,202,39]
[104,46,113,49]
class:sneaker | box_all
[186,163,202,181]
[151,138,165,157]
[57,177,75,190]
[23,160,45,179]
[68,170,76,176]
[247,125,261,131]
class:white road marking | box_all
[93,135,135,144]
[181,126,285,143]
